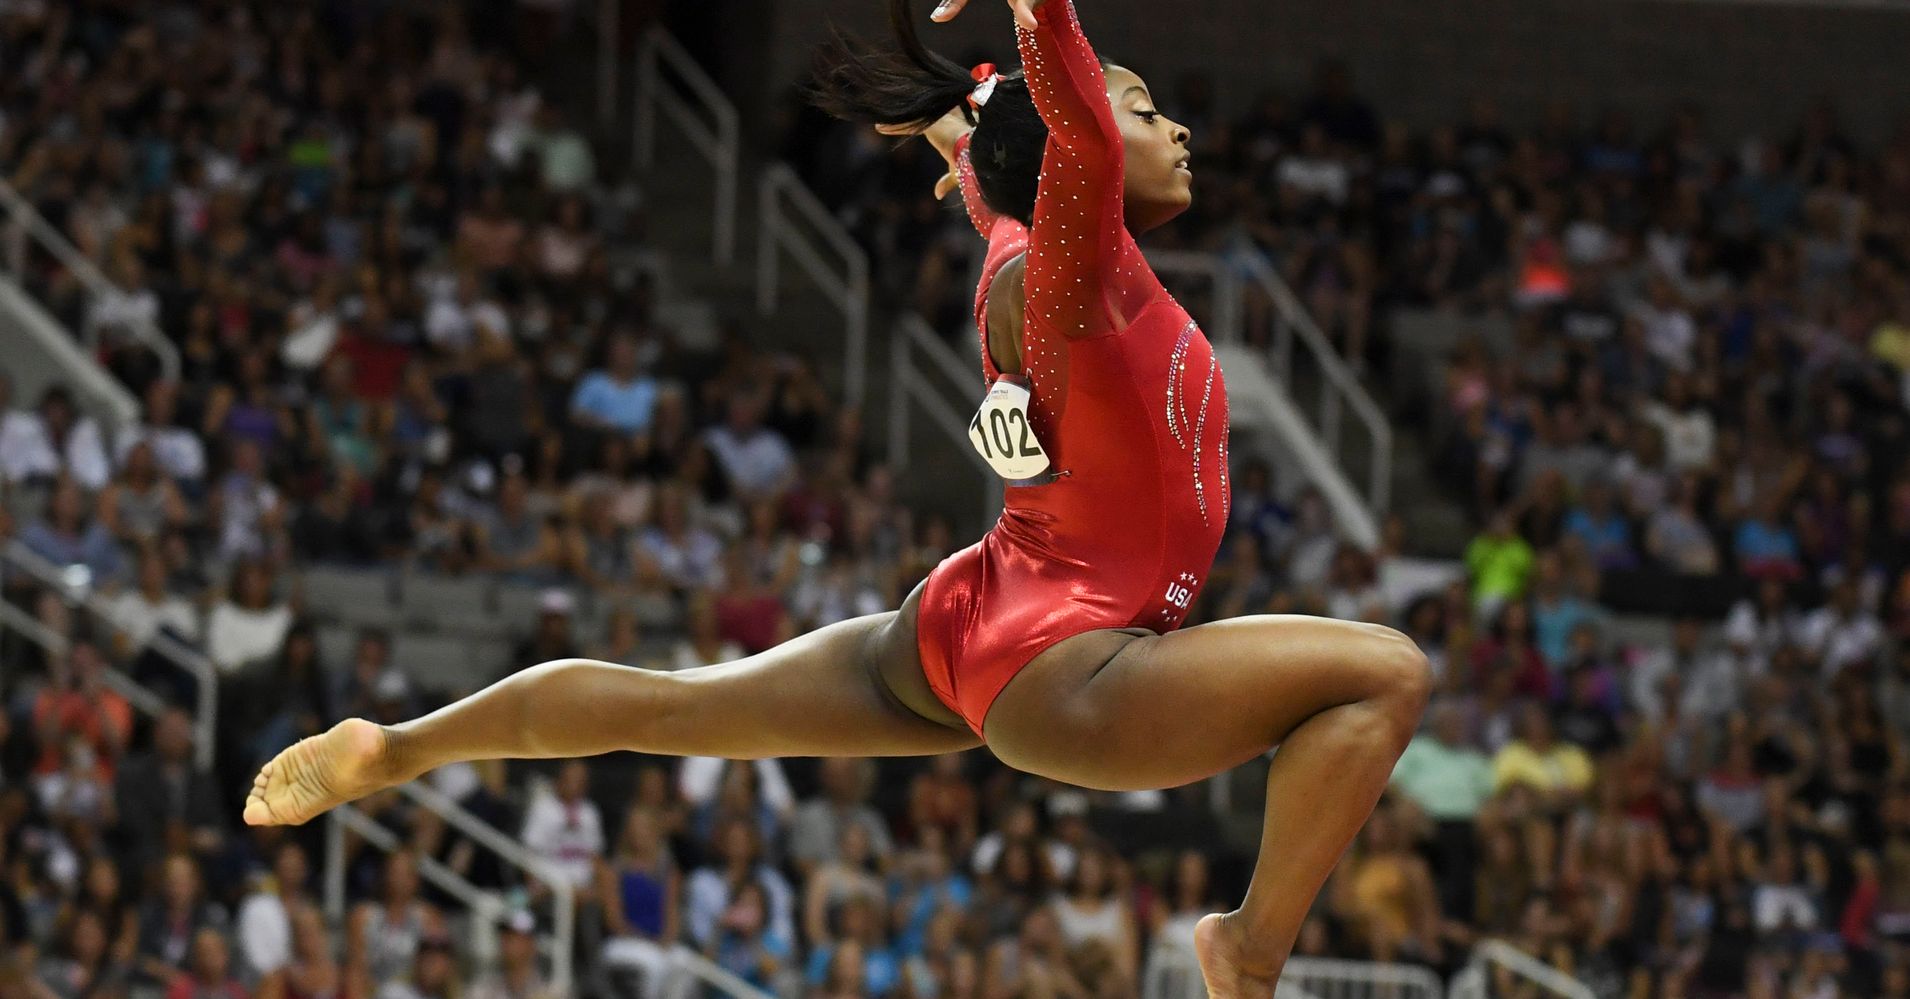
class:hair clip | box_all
[968,62,1003,110]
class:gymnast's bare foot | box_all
[1195,912,1282,999]
[244,718,394,826]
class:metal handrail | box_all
[1233,243,1393,515]
[0,277,141,427]
[889,313,999,527]
[4,540,217,770]
[325,779,577,994]
[757,163,871,408]
[0,176,181,381]
[1454,940,1595,999]
[633,27,738,265]
[0,597,175,730]
[670,945,777,999]
[1146,249,1246,343]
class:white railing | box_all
[0,594,186,741]
[1145,942,1442,999]
[1232,244,1392,516]
[1285,956,1445,999]
[1450,941,1594,999]
[1146,249,1246,343]
[4,540,216,770]
[633,27,739,265]
[0,277,142,427]
[672,945,776,999]
[0,176,181,382]
[757,163,871,408]
[325,779,576,995]
[888,313,999,526]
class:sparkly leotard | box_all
[914,0,1230,736]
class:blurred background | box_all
[3,0,1910,997]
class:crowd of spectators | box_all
[7,0,1910,998]
[782,33,1910,999]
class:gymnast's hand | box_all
[930,0,1048,31]
[877,108,972,200]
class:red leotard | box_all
[915,0,1230,736]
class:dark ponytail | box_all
[809,0,1054,225]
[809,0,979,134]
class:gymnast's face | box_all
[1105,66,1193,232]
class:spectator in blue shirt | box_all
[570,334,659,436]
[1735,494,1802,579]
[1530,552,1599,669]
[21,477,126,587]
[1562,478,1636,570]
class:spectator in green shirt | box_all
[1391,702,1494,822]
[1464,512,1535,615]
[1390,701,1493,920]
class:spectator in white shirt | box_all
[236,842,311,979]
[206,560,293,677]
[1639,373,1715,473]
[1633,274,1696,372]
[1797,578,1886,679]
[104,549,200,655]
[704,390,796,502]
[213,439,286,562]
[1277,124,1349,205]
[521,759,606,896]
[116,380,206,491]
[1,382,112,490]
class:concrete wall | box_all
[746,0,1910,144]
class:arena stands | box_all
[5,0,1910,997]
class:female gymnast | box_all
[244,1,1430,993]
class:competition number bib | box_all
[968,375,1050,481]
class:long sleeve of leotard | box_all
[953,133,1004,238]
[1018,0,1125,337]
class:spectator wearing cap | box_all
[512,590,582,671]
[521,760,606,897]
[469,911,559,999]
